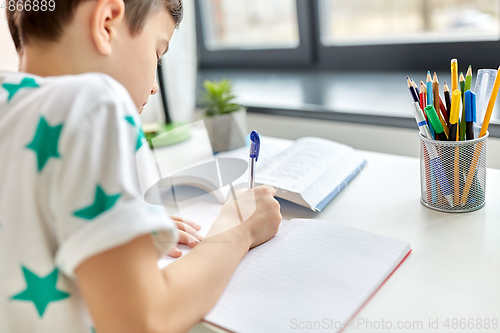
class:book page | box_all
[205,219,411,333]
[256,137,355,193]
[215,136,294,170]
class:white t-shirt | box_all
[0,72,178,332]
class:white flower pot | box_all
[203,108,247,152]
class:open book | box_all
[158,137,366,212]
[159,201,411,333]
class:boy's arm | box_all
[76,186,281,333]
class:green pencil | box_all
[465,65,472,91]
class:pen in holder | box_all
[419,133,488,213]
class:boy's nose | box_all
[151,80,159,95]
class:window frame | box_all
[194,0,317,68]
[195,0,500,71]
[314,0,500,71]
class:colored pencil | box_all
[450,90,461,206]
[407,76,419,103]
[412,78,419,96]
[433,73,449,139]
[465,66,472,91]
[451,59,459,92]
[420,81,427,112]
[451,59,459,142]
[444,82,452,124]
[426,71,433,106]
[439,95,449,126]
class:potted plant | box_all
[200,79,247,152]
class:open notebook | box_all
[157,137,366,212]
[159,201,411,333]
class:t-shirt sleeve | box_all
[51,92,178,278]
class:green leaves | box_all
[201,79,243,117]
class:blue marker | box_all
[465,90,476,141]
[248,130,260,189]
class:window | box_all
[200,0,300,50]
[320,0,500,46]
[196,0,500,71]
[195,0,314,68]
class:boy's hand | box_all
[207,185,282,249]
[167,216,203,258]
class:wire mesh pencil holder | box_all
[419,133,488,213]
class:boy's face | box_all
[109,8,176,113]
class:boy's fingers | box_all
[181,219,202,231]
[167,246,182,258]
[170,216,202,231]
[260,185,276,196]
[174,221,203,240]
[177,230,200,248]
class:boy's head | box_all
[6,0,183,112]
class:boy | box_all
[0,1,282,332]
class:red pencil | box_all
[419,81,427,113]
[439,96,449,128]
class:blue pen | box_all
[249,131,260,189]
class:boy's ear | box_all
[91,0,126,55]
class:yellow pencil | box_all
[451,59,458,92]
[450,90,461,205]
[451,59,459,140]
[460,65,500,206]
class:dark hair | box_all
[6,0,183,52]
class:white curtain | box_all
[141,0,198,124]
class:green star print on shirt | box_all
[26,116,63,172]
[10,266,70,317]
[2,77,39,102]
[125,116,146,151]
[73,185,121,220]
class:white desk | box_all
[157,139,500,333]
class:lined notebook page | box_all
[205,219,410,333]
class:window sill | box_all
[197,69,500,138]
